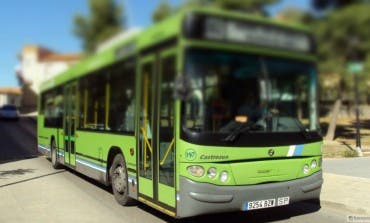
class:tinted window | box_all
[42,88,63,128]
[78,59,136,134]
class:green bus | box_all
[38,7,323,218]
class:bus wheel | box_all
[51,140,61,169]
[110,153,133,206]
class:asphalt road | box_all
[0,117,356,223]
[0,117,38,164]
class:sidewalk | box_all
[0,157,62,187]
[321,172,370,214]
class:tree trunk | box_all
[325,98,342,141]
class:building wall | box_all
[17,45,81,94]
[21,60,71,94]
[16,45,81,112]
[0,93,21,107]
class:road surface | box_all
[0,117,359,222]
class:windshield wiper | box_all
[293,118,312,139]
[222,122,251,142]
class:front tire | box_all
[51,140,62,169]
[110,153,134,206]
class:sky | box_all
[0,0,311,88]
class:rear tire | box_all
[51,140,62,169]
[110,153,134,206]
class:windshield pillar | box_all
[309,69,318,130]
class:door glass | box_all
[64,87,70,154]
[70,85,77,155]
[139,64,153,179]
[159,57,175,187]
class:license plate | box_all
[244,197,290,211]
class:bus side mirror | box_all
[173,76,193,101]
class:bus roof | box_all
[40,7,313,92]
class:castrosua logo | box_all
[185,149,197,161]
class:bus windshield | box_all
[182,49,318,134]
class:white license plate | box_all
[245,197,290,211]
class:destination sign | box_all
[183,14,313,53]
[204,17,311,53]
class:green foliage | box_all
[73,0,124,53]
[343,149,359,157]
[276,7,315,24]
[152,0,172,23]
[152,0,279,23]
[313,0,363,10]
[314,3,370,100]
[213,0,279,14]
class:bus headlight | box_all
[302,164,309,175]
[311,160,317,169]
[187,165,204,177]
[220,171,228,182]
[207,167,217,179]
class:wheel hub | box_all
[113,166,126,193]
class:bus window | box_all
[108,61,136,134]
[159,56,175,187]
[139,63,154,179]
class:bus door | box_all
[63,82,77,167]
[138,49,177,211]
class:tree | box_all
[152,0,172,23]
[73,0,124,53]
[313,3,370,140]
[276,7,315,24]
[312,0,361,10]
[152,0,279,23]
[213,0,279,15]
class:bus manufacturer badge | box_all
[268,149,275,157]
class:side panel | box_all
[37,115,51,156]
[37,118,61,158]
[75,132,136,183]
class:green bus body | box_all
[38,7,322,218]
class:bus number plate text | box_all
[245,197,290,211]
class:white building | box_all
[16,45,82,112]
[0,88,22,107]
[16,45,82,94]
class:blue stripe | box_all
[293,144,304,156]
[76,158,106,173]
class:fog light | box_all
[220,171,228,182]
[311,160,317,169]
[207,167,217,179]
[187,165,204,177]
[303,164,309,175]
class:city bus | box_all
[38,7,323,218]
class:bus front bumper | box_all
[177,171,322,218]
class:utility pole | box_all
[354,69,363,156]
[347,62,363,156]
[347,36,363,157]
